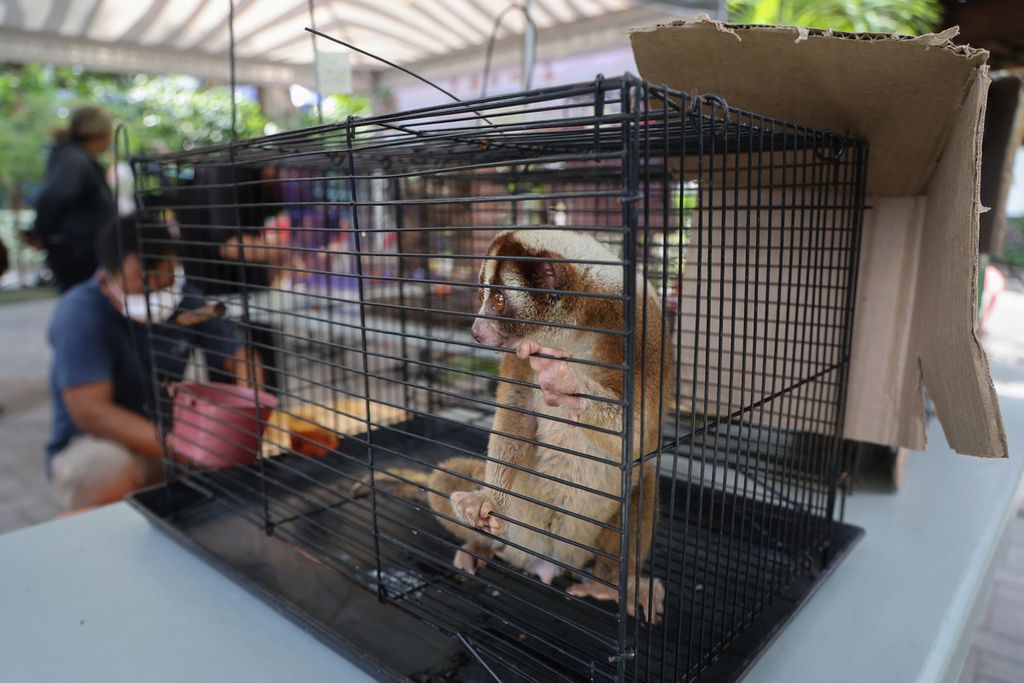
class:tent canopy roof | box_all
[0,0,717,86]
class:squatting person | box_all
[46,216,260,510]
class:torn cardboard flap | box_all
[630,17,1007,457]
[630,18,987,197]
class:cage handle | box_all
[687,92,731,140]
[705,94,731,140]
[814,129,848,162]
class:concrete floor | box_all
[959,517,1024,683]
[0,291,1022,678]
[0,296,60,532]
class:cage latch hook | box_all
[702,94,731,140]
[686,88,701,115]
[688,92,730,140]
[814,129,848,162]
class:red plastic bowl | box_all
[171,382,277,468]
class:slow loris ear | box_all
[534,251,574,298]
[541,261,559,293]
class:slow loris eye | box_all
[492,291,505,314]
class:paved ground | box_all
[0,296,60,532]
[959,518,1024,683]
[957,287,1024,683]
[0,290,1022,677]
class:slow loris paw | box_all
[528,559,562,585]
[566,577,666,624]
[631,577,665,625]
[453,542,494,576]
[450,490,506,535]
[516,340,587,419]
[566,579,618,602]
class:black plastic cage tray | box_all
[128,415,861,682]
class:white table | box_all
[746,412,1024,683]
[0,502,375,683]
[2,412,1020,683]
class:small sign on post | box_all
[316,50,351,95]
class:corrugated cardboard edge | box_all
[629,14,975,52]
[628,16,989,197]
[915,70,1008,457]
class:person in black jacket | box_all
[32,107,116,292]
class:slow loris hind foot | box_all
[567,577,666,624]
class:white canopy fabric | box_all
[0,0,719,87]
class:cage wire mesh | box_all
[132,75,867,682]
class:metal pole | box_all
[307,0,324,125]
[522,0,536,90]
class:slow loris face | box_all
[470,232,570,349]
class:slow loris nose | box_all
[471,318,486,343]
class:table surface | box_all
[1,414,1021,683]
[746,423,1024,683]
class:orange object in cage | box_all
[288,416,339,458]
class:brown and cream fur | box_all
[360,230,668,621]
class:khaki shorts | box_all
[50,436,166,511]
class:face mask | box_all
[110,266,185,324]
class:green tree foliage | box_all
[115,74,270,152]
[728,0,943,35]
[0,64,370,208]
[292,94,372,129]
[0,65,61,209]
[1001,216,1024,269]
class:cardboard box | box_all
[630,17,1008,457]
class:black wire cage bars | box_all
[129,74,867,682]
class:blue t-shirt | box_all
[46,278,242,467]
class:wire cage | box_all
[130,74,867,682]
